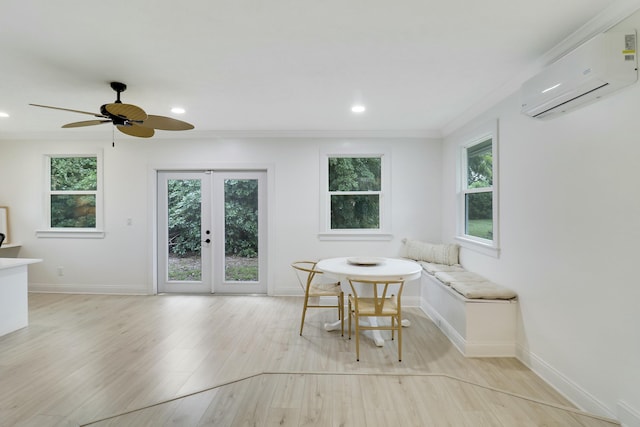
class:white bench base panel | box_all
[420,272,518,357]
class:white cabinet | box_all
[0,258,41,337]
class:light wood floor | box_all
[0,293,618,426]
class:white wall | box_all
[441,50,640,424]
[0,136,441,296]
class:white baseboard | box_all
[617,401,640,427]
[28,282,149,295]
[273,286,304,296]
[516,344,617,420]
[402,295,422,307]
[421,289,623,420]
[421,299,466,352]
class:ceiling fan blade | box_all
[62,120,111,128]
[117,124,154,138]
[104,103,147,121]
[29,104,106,118]
[140,115,195,131]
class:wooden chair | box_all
[347,277,405,361]
[291,261,344,336]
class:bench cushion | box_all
[449,281,518,300]
[419,261,465,275]
[434,271,486,285]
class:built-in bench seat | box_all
[401,239,518,357]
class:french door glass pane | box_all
[167,179,202,281]
[224,179,259,282]
[465,192,493,240]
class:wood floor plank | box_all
[0,293,620,427]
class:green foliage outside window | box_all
[50,157,97,228]
[166,178,259,258]
[167,179,202,256]
[51,195,96,228]
[329,157,381,229]
[467,139,492,189]
[329,157,381,191]
[224,179,258,257]
[465,138,493,240]
[331,194,379,229]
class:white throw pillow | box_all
[401,239,460,265]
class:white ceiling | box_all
[0,0,635,140]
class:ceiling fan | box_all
[30,82,194,138]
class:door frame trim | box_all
[148,162,275,296]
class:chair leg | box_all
[340,293,344,337]
[299,295,309,336]
[348,299,352,340]
[391,316,395,341]
[397,314,402,362]
[355,312,360,361]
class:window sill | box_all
[455,236,500,258]
[36,229,105,239]
[318,232,393,241]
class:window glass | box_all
[328,157,381,230]
[466,139,493,188]
[51,194,97,228]
[329,157,381,191]
[50,157,97,191]
[465,192,493,240]
[459,130,497,249]
[331,194,380,229]
[48,156,99,229]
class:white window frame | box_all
[36,150,105,239]
[456,120,499,257]
[319,145,392,241]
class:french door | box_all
[157,170,267,294]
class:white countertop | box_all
[0,258,42,270]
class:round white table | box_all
[315,257,422,347]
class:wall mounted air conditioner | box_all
[521,31,637,119]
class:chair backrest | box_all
[0,233,5,248]
[291,261,321,291]
[347,277,405,315]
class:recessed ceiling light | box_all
[351,105,366,113]
[0,112,9,118]
[171,107,186,114]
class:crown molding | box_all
[0,128,442,143]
